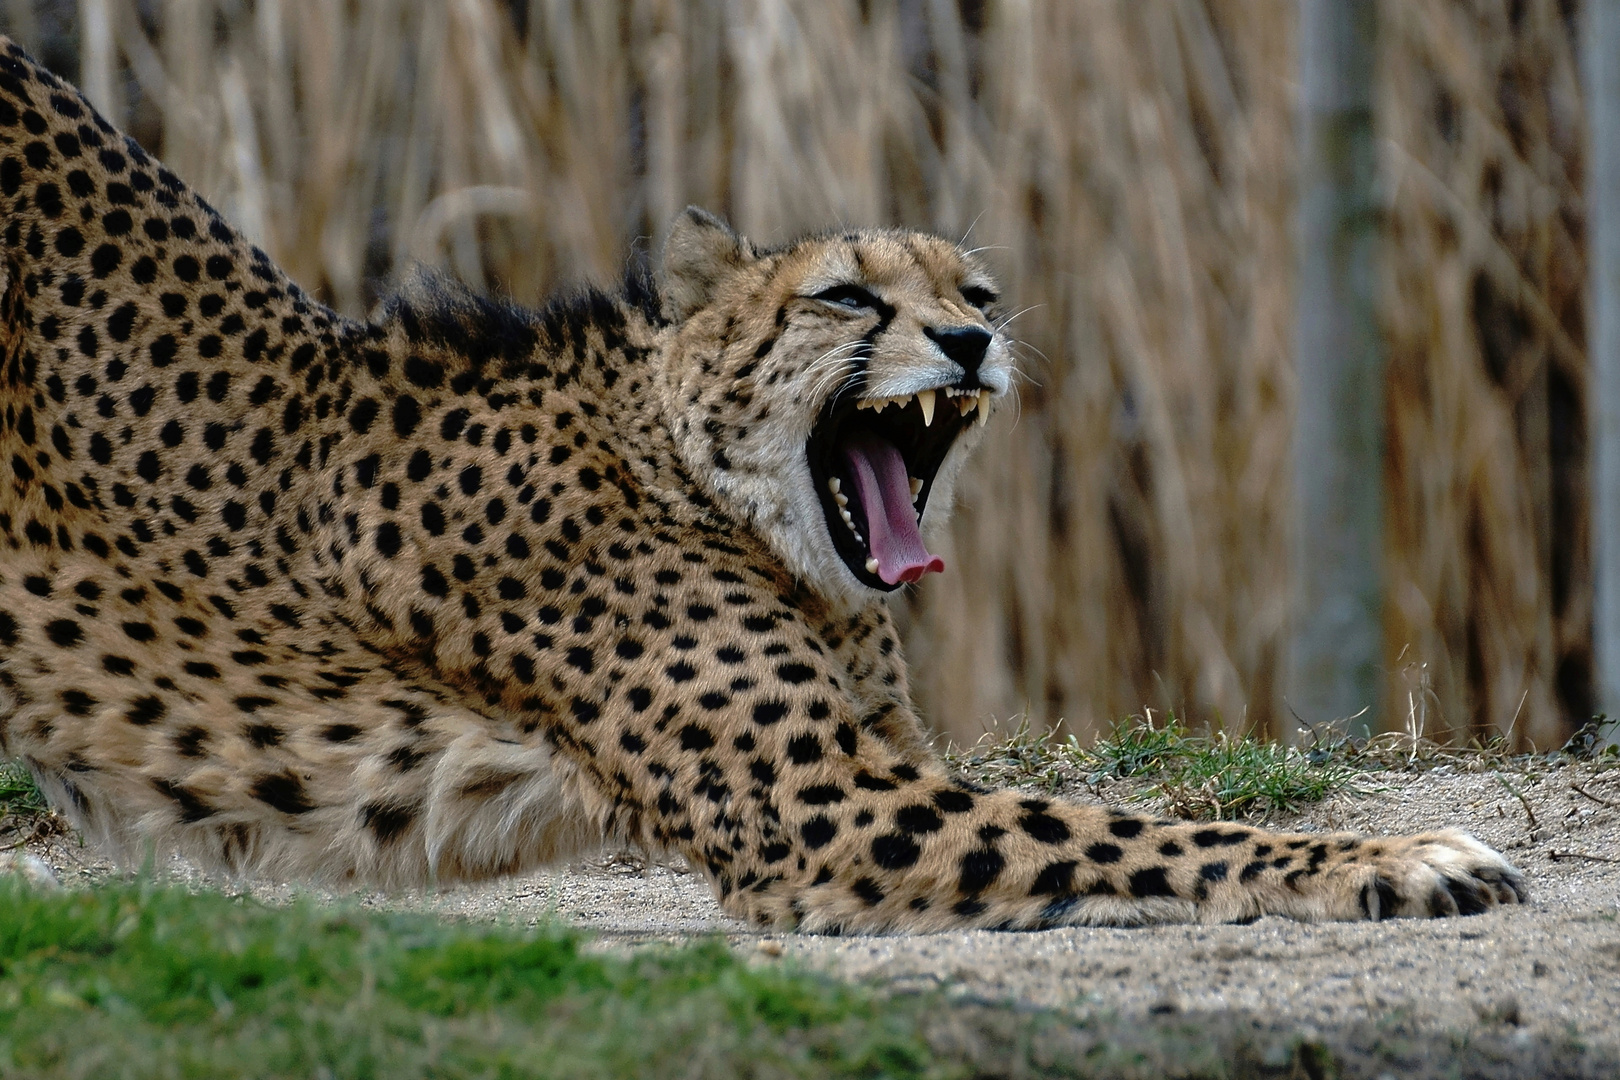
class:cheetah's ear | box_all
[661,207,753,322]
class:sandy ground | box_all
[11,758,1620,1077]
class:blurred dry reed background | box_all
[0,0,1588,749]
[1379,0,1586,751]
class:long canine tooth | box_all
[834,492,848,507]
[909,476,922,497]
[864,557,879,574]
[827,477,841,494]
[917,389,936,426]
[978,391,992,426]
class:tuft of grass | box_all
[940,717,1085,794]
[947,715,1361,822]
[0,761,59,853]
[1143,733,1361,822]
[1086,716,1360,822]
[0,761,48,818]
[0,881,944,1080]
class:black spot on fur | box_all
[1085,842,1123,865]
[895,804,944,834]
[957,848,1004,894]
[251,771,314,814]
[361,801,416,844]
[753,700,789,725]
[44,618,82,646]
[852,877,886,906]
[871,833,921,870]
[801,815,837,849]
[124,695,166,725]
[1029,860,1078,896]
[775,662,815,684]
[1128,867,1177,899]
[1018,809,1071,845]
[786,734,822,764]
[60,690,97,716]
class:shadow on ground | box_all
[928,1002,1615,1080]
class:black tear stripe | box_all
[839,297,897,397]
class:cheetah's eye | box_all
[811,285,882,311]
[960,285,998,310]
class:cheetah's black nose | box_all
[924,326,993,382]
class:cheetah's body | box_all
[0,40,1524,931]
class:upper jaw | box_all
[851,386,995,429]
[853,349,1012,432]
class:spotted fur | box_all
[0,40,1525,929]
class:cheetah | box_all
[0,38,1525,931]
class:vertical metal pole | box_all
[1590,0,1620,739]
[1290,0,1382,737]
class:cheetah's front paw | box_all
[1349,830,1527,920]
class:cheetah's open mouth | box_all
[806,386,990,590]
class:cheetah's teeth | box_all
[850,388,989,423]
[853,393,924,414]
[834,492,848,507]
[827,477,841,494]
[838,503,865,547]
[908,476,922,498]
[864,557,880,574]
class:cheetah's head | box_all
[658,208,1013,601]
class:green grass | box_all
[948,715,1360,821]
[1109,726,1360,821]
[0,881,947,1080]
[947,711,1620,823]
[0,881,1387,1080]
[0,760,47,817]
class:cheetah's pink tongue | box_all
[842,436,945,585]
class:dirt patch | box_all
[17,759,1620,1078]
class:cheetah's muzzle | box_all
[807,384,986,590]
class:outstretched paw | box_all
[1355,830,1527,920]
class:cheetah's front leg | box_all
[730,781,1527,932]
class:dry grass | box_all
[0,0,1588,749]
[1378,0,1587,751]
